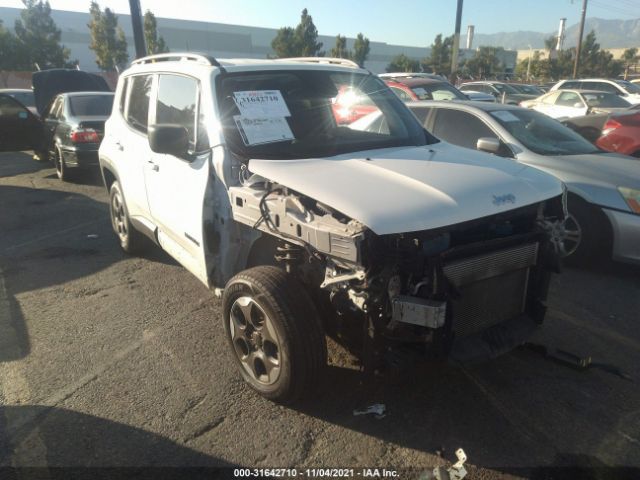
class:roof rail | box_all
[282,57,360,68]
[131,52,222,68]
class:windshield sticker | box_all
[492,110,520,122]
[233,116,294,146]
[233,90,291,118]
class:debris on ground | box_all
[420,448,468,480]
[86,234,99,239]
[353,403,386,419]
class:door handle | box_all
[147,160,159,172]
[115,141,124,151]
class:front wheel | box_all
[222,266,327,404]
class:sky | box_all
[1,0,639,47]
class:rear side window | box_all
[126,75,152,133]
[119,77,129,114]
[155,74,199,149]
[582,81,620,94]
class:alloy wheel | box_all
[229,296,281,385]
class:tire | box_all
[562,196,608,265]
[54,145,72,182]
[109,180,146,254]
[222,266,327,404]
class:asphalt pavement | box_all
[1,151,639,480]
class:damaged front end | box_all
[229,172,566,366]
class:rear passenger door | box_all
[113,74,153,223]
[144,73,211,284]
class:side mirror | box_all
[477,137,501,154]
[148,124,190,158]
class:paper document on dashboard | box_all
[233,116,295,146]
[232,90,291,118]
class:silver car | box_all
[408,101,640,265]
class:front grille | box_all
[443,242,538,337]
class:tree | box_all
[352,33,370,67]
[463,46,503,78]
[144,10,168,54]
[577,31,621,78]
[88,1,129,71]
[330,34,349,58]
[423,34,453,74]
[386,54,420,73]
[621,47,639,80]
[295,8,323,56]
[13,0,71,70]
[271,8,323,58]
[0,20,19,85]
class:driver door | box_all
[0,94,43,152]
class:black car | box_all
[38,91,114,181]
[0,69,113,182]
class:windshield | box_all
[615,79,640,94]
[489,108,600,155]
[410,83,467,101]
[582,92,631,108]
[68,94,114,116]
[493,83,519,94]
[216,70,434,159]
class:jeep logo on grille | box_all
[492,193,516,206]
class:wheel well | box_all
[102,167,116,192]
[567,192,614,256]
[245,234,280,269]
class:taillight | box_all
[601,119,622,136]
[70,128,99,143]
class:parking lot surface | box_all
[1,151,639,479]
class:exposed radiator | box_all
[443,242,539,337]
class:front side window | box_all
[216,70,434,160]
[489,108,600,156]
[126,74,152,133]
[583,81,619,94]
[155,74,199,150]
[492,83,519,94]
[432,108,501,152]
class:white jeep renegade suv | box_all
[99,53,566,403]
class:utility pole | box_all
[450,0,464,80]
[128,0,147,59]
[572,0,588,79]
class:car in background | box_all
[459,81,538,104]
[596,109,640,157]
[459,90,496,102]
[0,88,37,115]
[550,78,640,104]
[407,101,640,265]
[332,85,379,124]
[509,84,545,96]
[382,76,468,102]
[38,91,114,181]
[521,89,631,120]
[560,103,640,143]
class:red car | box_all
[331,86,378,124]
[596,109,640,157]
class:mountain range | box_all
[460,17,640,50]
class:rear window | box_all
[410,83,466,101]
[68,95,114,116]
